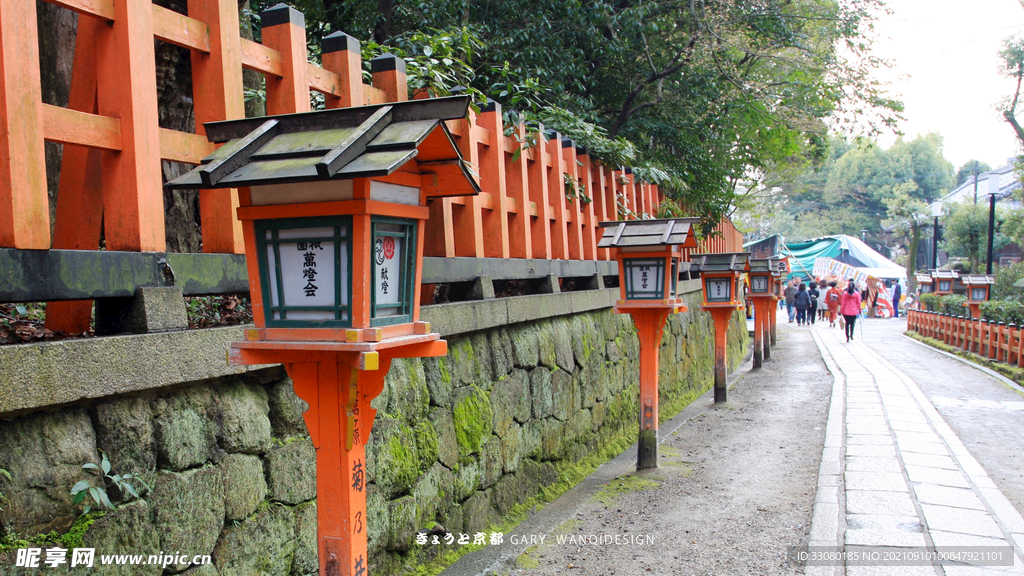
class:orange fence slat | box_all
[153,3,210,52]
[477,105,510,258]
[0,0,51,249]
[42,104,121,151]
[240,37,283,78]
[47,0,113,20]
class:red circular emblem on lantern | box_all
[383,237,395,260]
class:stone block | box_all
[264,439,316,505]
[95,396,156,483]
[529,367,554,419]
[151,466,225,572]
[500,423,523,474]
[490,368,527,438]
[480,436,503,489]
[83,500,161,576]
[0,407,98,535]
[452,386,493,457]
[366,484,389,557]
[490,471,535,516]
[96,286,188,335]
[386,495,417,551]
[428,408,458,469]
[291,501,318,576]
[412,463,455,527]
[468,275,496,300]
[153,386,219,471]
[453,457,481,501]
[265,376,309,439]
[509,324,539,369]
[550,369,576,422]
[382,357,430,423]
[212,505,296,576]
[462,490,500,535]
[423,356,453,407]
[220,454,267,521]
[488,328,514,379]
[219,381,273,455]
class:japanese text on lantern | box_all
[298,242,323,297]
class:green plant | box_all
[980,300,1024,325]
[919,293,941,311]
[993,261,1024,302]
[939,294,967,316]
[70,452,148,514]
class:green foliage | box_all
[942,202,1014,273]
[980,300,1024,325]
[956,160,993,187]
[70,452,148,514]
[994,261,1024,302]
[0,512,105,552]
[262,0,901,224]
[919,293,941,312]
[938,294,967,316]
[883,182,931,291]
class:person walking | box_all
[825,281,842,327]
[840,280,863,342]
[784,278,798,323]
[794,283,811,326]
[807,281,820,325]
[892,281,902,319]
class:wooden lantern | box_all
[598,218,697,469]
[961,274,994,319]
[916,272,935,295]
[748,258,775,368]
[167,95,481,576]
[932,269,958,296]
[690,252,751,403]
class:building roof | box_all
[165,96,480,197]
[597,218,699,248]
[933,161,1022,212]
[689,252,751,273]
[960,274,994,286]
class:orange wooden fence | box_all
[907,309,1024,367]
[1,0,742,313]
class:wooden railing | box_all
[0,0,742,328]
[907,309,1024,367]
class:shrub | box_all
[980,300,1024,325]
[939,294,967,316]
[993,261,1024,302]
[919,293,941,311]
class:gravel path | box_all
[497,322,831,576]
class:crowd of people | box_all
[779,276,901,342]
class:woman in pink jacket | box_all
[839,280,862,342]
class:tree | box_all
[943,202,993,272]
[883,183,930,292]
[955,160,993,188]
[999,33,1024,148]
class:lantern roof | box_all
[165,96,480,197]
[748,258,773,275]
[689,252,751,273]
[960,274,994,286]
[597,218,699,248]
[915,273,934,283]
[932,269,959,280]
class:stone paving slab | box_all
[810,324,1024,574]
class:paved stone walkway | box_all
[810,323,1024,575]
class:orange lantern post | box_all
[691,253,751,403]
[961,274,994,319]
[167,96,481,576]
[598,218,697,469]
[769,257,788,348]
[748,258,776,368]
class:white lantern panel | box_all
[706,278,731,302]
[265,227,347,320]
[625,259,664,299]
[374,230,404,317]
[972,287,987,301]
[752,276,768,293]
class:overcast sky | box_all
[867,0,1024,170]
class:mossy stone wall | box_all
[0,293,747,575]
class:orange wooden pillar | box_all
[708,307,734,403]
[577,149,597,260]
[562,140,584,260]
[751,299,764,368]
[763,300,773,358]
[190,0,246,254]
[44,16,104,333]
[546,132,568,259]
[321,32,363,108]
[262,4,310,115]
[769,296,779,346]
[478,101,510,258]
[505,121,532,259]
[0,0,49,250]
[631,307,672,469]
[452,111,484,258]
[527,127,551,259]
[371,53,408,103]
[96,0,165,251]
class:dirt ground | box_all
[504,322,831,576]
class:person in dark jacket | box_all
[892,281,902,318]
[794,283,811,325]
[807,281,820,325]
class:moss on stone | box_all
[453,386,493,456]
[438,357,451,385]
[594,475,662,504]
[415,421,440,473]
[384,433,421,495]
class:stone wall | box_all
[0,290,747,575]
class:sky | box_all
[868,0,1024,170]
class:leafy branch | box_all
[70,453,148,514]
